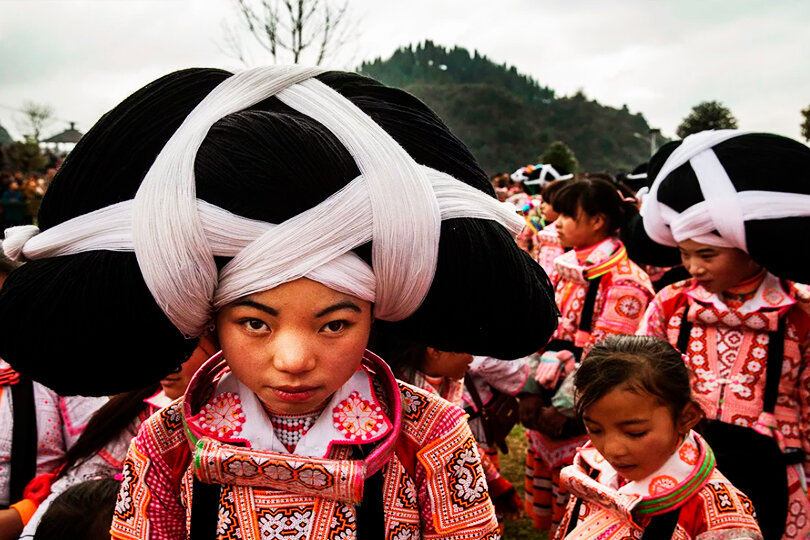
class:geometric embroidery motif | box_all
[111,445,151,540]
[418,421,492,532]
[707,482,737,514]
[401,386,427,423]
[332,391,387,441]
[193,392,245,439]
[448,438,489,508]
[256,507,314,539]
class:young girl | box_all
[369,331,523,525]
[521,177,654,534]
[629,131,810,540]
[0,66,559,539]
[534,179,569,276]
[556,334,762,540]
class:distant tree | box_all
[676,101,738,139]
[3,137,48,174]
[18,101,55,142]
[0,123,12,146]
[222,0,355,65]
[540,141,578,174]
[801,105,810,142]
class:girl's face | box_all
[555,208,607,249]
[540,200,558,223]
[216,278,373,415]
[677,239,762,294]
[422,348,474,380]
[582,385,693,482]
[161,333,218,400]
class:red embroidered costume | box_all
[555,431,762,540]
[526,237,654,532]
[638,274,810,539]
[111,353,499,540]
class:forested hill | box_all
[358,41,657,174]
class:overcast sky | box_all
[1,0,808,148]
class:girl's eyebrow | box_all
[617,419,649,426]
[231,299,278,317]
[315,301,361,318]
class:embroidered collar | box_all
[181,350,402,503]
[562,431,715,523]
[536,222,560,245]
[553,237,626,284]
[185,356,393,458]
[685,272,795,330]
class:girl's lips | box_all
[271,386,319,402]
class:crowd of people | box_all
[0,66,808,540]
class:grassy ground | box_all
[498,424,549,539]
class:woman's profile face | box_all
[216,278,373,415]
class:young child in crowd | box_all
[534,179,569,276]
[521,177,654,535]
[370,331,523,528]
[18,335,216,538]
[0,66,559,538]
[631,131,810,540]
[556,334,762,540]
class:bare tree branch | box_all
[222,0,355,66]
[17,101,54,142]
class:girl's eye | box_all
[585,426,601,435]
[321,320,351,333]
[626,431,648,439]
[243,319,269,332]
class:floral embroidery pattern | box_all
[332,391,386,441]
[648,475,677,495]
[679,442,699,466]
[400,387,425,422]
[615,295,643,319]
[257,508,313,539]
[195,392,245,439]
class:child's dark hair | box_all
[574,335,696,421]
[539,179,570,207]
[34,477,120,540]
[367,326,428,380]
[552,176,638,233]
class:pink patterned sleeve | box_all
[111,414,188,540]
[636,292,669,340]
[587,281,653,351]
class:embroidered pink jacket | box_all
[535,222,565,276]
[638,276,810,540]
[550,239,654,355]
[555,432,762,540]
[638,276,810,459]
[111,360,499,540]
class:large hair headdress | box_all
[623,130,810,282]
[0,66,558,395]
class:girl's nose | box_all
[602,435,628,461]
[271,332,316,374]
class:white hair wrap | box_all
[3,66,524,337]
[641,129,810,251]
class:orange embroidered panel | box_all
[417,421,494,534]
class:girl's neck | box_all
[723,267,766,305]
[574,234,611,261]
